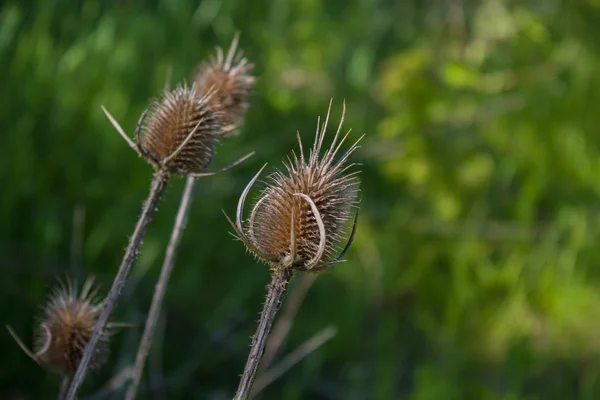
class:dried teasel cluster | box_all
[126,34,255,175]
[227,101,362,273]
[7,277,111,376]
[7,31,362,400]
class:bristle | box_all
[194,34,255,130]
[139,83,224,175]
[34,277,108,375]
[243,102,361,271]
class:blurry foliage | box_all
[3,0,600,399]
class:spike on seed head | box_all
[139,83,224,175]
[231,100,362,272]
[34,277,109,375]
[194,33,255,131]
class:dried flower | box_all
[7,277,110,376]
[36,278,108,375]
[138,83,224,175]
[230,101,363,400]
[194,33,255,131]
[226,100,362,272]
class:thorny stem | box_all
[234,269,292,400]
[259,274,316,371]
[65,169,169,400]
[125,175,198,400]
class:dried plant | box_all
[224,100,362,399]
[6,277,119,377]
[139,85,224,174]
[195,32,255,132]
[64,80,253,399]
[125,35,255,400]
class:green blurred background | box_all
[3,0,600,399]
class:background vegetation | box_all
[3,0,600,398]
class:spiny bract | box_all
[35,277,108,375]
[194,34,255,131]
[139,83,224,175]
[232,101,362,272]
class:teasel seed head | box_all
[225,100,362,272]
[7,277,111,376]
[138,83,225,175]
[194,33,255,132]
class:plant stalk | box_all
[65,169,169,400]
[234,269,292,400]
[125,175,198,400]
[259,274,316,371]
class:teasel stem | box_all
[65,169,169,400]
[259,274,316,371]
[125,175,197,400]
[234,269,292,400]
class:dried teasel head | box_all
[137,83,225,175]
[7,277,111,375]
[225,100,362,272]
[194,33,255,132]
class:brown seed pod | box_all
[194,33,255,131]
[139,83,224,175]
[227,101,362,272]
[35,277,109,375]
[6,277,109,376]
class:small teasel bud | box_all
[37,277,109,375]
[194,33,255,130]
[7,277,110,376]
[138,83,224,175]
[227,100,362,272]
